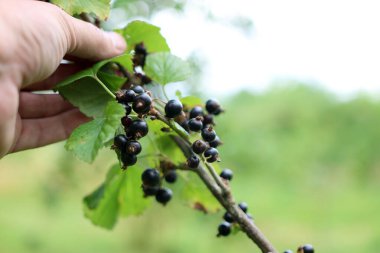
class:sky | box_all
[152,0,380,97]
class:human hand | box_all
[0,0,127,158]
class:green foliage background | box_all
[0,84,379,253]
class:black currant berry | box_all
[116,89,136,104]
[284,250,293,253]
[201,126,216,142]
[142,185,159,197]
[209,136,222,148]
[155,188,172,205]
[165,99,183,118]
[121,116,133,128]
[141,168,160,187]
[135,43,147,56]
[121,103,132,115]
[180,120,190,132]
[164,170,177,184]
[132,93,152,114]
[187,155,200,168]
[206,99,222,115]
[217,221,231,237]
[189,106,204,119]
[192,140,208,154]
[206,155,219,163]
[220,169,233,181]
[238,202,248,213]
[203,114,215,126]
[301,244,314,253]
[121,153,137,167]
[223,212,234,223]
[128,119,149,139]
[125,140,142,155]
[204,147,218,158]
[188,116,203,132]
[114,134,127,151]
[132,85,145,94]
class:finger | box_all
[63,12,126,60]
[18,93,74,119]
[11,109,90,153]
[23,63,88,91]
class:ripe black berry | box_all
[192,140,208,154]
[209,136,222,148]
[206,156,218,163]
[206,99,222,115]
[188,116,203,132]
[114,134,127,151]
[128,119,149,139]
[121,103,132,115]
[132,85,145,94]
[132,93,152,114]
[135,43,147,56]
[204,147,218,158]
[125,140,142,155]
[223,212,234,223]
[141,168,160,187]
[189,106,204,119]
[238,202,248,213]
[121,116,133,128]
[203,114,215,126]
[165,99,183,118]
[121,153,137,167]
[116,89,136,103]
[142,185,159,197]
[217,221,231,237]
[201,126,216,142]
[301,244,314,253]
[187,155,200,168]
[155,188,172,205]
[164,170,177,183]
[220,169,233,181]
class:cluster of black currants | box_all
[216,169,253,237]
[141,167,178,205]
[178,99,224,168]
[113,85,152,168]
[284,244,314,253]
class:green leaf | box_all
[65,101,124,163]
[83,164,152,229]
[120,21,170,53]
[180,96,203,108]
[51,0,111,20]
[83,165,122,229]
[175,171,220,213]
[144,52,191,85]
[58,77,112,117]
[119,165,152,216]
[56,54,133,117]
[97,71,126,92]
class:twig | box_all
[157,118,278,253]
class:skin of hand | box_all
[0,0,127,158]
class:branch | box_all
[159,122,278,253]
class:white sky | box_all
[152,0,380,96]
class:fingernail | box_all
[107,32,127,53]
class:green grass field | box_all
[0,84,379,253]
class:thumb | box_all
[62,12,127,60]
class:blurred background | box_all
[1,0,380,252]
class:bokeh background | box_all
[1,1,380,252]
